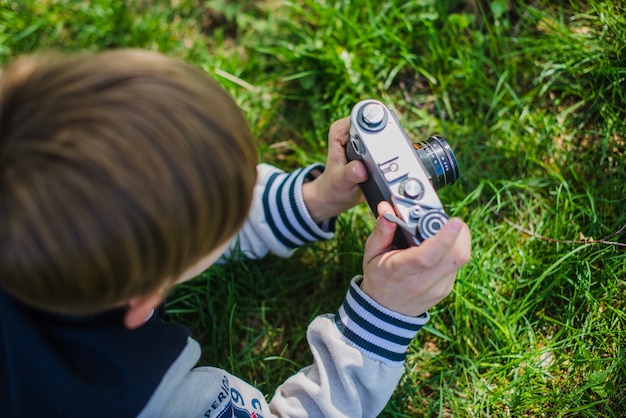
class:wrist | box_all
[302,180,334,223]
[360,275,430,317]
[335,276,429,366]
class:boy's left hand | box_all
[302,117,368,222]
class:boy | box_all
[0,50,471,417]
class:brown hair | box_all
[0,50,258,314]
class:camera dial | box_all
[357,102,388,131]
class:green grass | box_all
[2,0,625,416]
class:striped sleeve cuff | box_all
[261,163,335,249]
[335,276,430,367]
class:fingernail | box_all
[352,164,366,180]
[448,218,463,233]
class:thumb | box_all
[364,201,397,262]
[345,160,368,185]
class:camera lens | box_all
[412,136,459,190]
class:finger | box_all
[411,217,469,270]
[327,118,351,167]
[328,116,351,146]
[382,218,470,283]
[363,202,397,262]
[422,225,469,298]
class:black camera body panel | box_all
[346,100,456,248]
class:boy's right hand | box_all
[360,201,471,317]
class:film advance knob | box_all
[359,103,387,130]
[418,209,449,240]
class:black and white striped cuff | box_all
[335,276,430,367]
[262,164,335,249]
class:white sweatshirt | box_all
[138,163,429,418]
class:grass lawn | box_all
[2,0,625,416]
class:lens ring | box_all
[412,136,459,190]
[429,136,459,185]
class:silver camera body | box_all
[346,99,459,248]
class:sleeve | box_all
[139,276,429,418]
[268,276,430,417]
[220,163,336,261]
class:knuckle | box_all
[453,247,472,267]
[410,282,429,298]
[413,254,437,270]
[435,277,456,300]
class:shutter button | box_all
[399,177,424,200]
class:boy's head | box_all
[0,50,258,315]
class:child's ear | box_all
[123,291,164,330]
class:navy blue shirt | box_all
[0,288,190,418]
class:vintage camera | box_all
[346,99,459,248]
